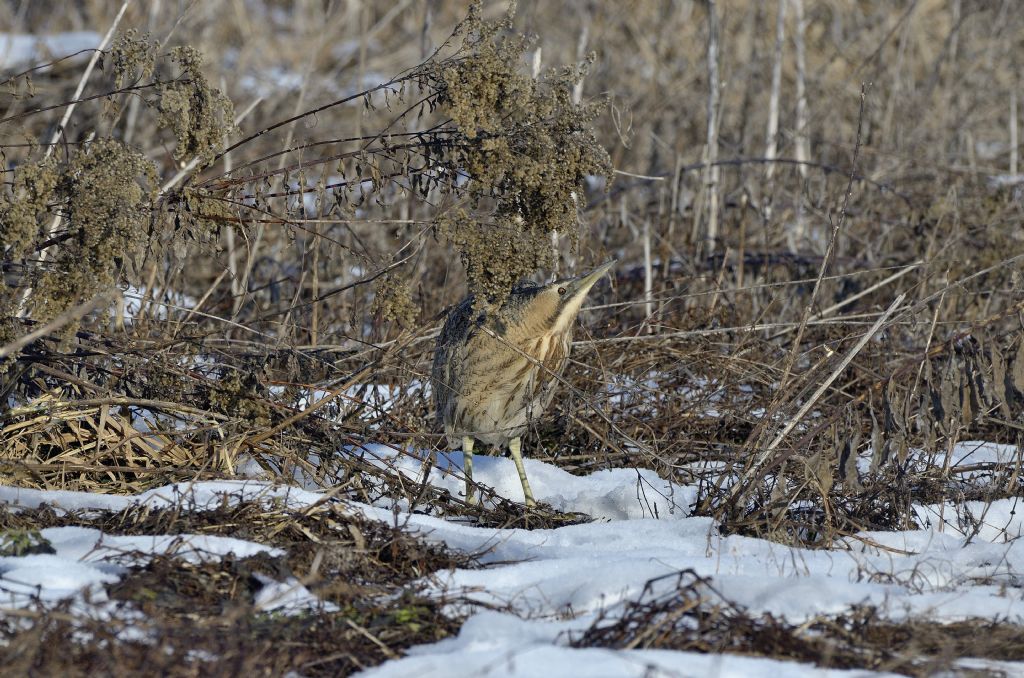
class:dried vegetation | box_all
[0,497,469,675]
[2,0,1024,673]
[574,570,1024,676]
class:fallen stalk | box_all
[729,292,906,507]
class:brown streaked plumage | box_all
[431,260,615,506]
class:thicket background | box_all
[4,1,1024,674]
[3,0,1024,537]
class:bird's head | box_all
[502,259,616,338]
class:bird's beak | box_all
[565,259,617,300]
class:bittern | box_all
[431,260,615,507]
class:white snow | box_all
[253,573,339,613]
[364,610,896,678]
[348,442,691,519]
[0,32,100,69]
[0,523,282,614]
[0,481,316,615]
[0,440,1022,676]
[120,285,199,321]
[0,478,322,514]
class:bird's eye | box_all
[557,287,566,296]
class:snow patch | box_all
[0,32,99,69]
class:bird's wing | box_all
[431,297,478,425]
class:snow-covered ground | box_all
[0,442,1022,676]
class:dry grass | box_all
[573,570,1024,677]
[0,497,471,675]
[3,0,1024,674]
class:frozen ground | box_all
[0,442,1022,676]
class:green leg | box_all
[509,437,536,507]
[462,436,476,504]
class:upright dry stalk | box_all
[791,0,809,176]
[643,218,653,326]
[880,5,912,148]
[221,89,242,307]
[790,0,809,245]
[765,0,787,184]
[532,47,561,277]
[1011,88,1019,176]
[736,84,870,507]
[567,18,590,274]
[703,0,721,253]
[573,20,590,106]
[420,0,433,58]
[665,154,682,276]
[950,0,961,62]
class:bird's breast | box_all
[447,329,572,442]
[519,331,571,373]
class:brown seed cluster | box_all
[430,3,611,308]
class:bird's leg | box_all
[508,437,536,507]
[462,436,476,504]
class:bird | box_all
[431,260,616,507]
